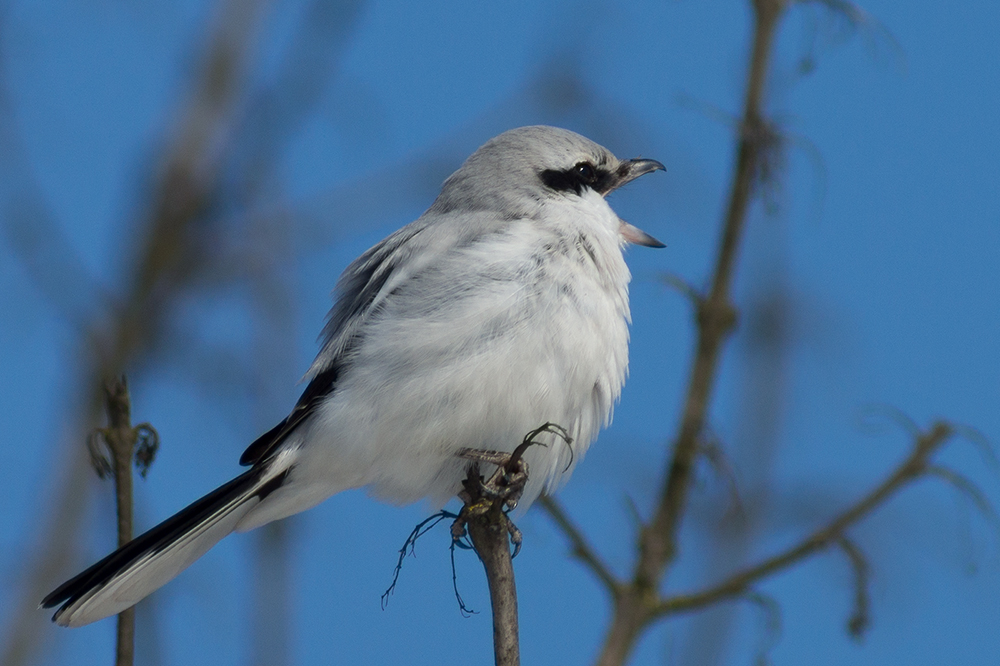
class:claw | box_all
[507,520,523,558]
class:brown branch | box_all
[451,428,578,665]
[836,536,870,639]
[107,384,135,666]
[92,378,159,666]
[455,466,522,666]
[465,510,520,666]
[651,422,952,617]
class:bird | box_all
[41,125,665,627]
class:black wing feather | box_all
[239,363,342,466]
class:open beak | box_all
[609,158,666,248]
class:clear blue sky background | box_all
[1,1,998,665]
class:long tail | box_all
[41,463,289,627]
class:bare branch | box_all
[449,424,580,664]
[94,378,158,666]
[835,536,870,640]
[643,0,785,580]
[651,422,954,618]
[464,512,520,666]
[0,2,275,664]
[454,467,522,666]
[924,465,1000,529]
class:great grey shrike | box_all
[42,125,665,627]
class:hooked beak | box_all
[604,157,665,193]
[610,158,666,248]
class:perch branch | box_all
[456,465,521,666]
[451,428,563,666]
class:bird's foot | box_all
[451,450,528,556]
[456,448,530,511]
[452,423,570,557]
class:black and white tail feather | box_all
[40,459,290,627]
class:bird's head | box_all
[435,125,665,247]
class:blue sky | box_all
[1,1,998,665]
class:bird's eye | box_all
[575,162,598,184]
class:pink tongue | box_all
[620,221,665,248]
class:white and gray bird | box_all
[41,125,664,627]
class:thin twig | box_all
[538,496,620,596]
[924,465,1000,527]
[381,511,455,608]
[743,590,782,665]
[835,536,870,639]
[94,378,159,666]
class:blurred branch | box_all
[679,283,792,666]
[0,60,110,335]
[228,6,369,662]
[743,590,782,664]
[542,422,967,662]
[230,0,365,194]
[653,422,953,618]
[0,1,274,664]
[648,0,783,573]
[0,192,112,335]
[589,2,789,664]
[538,496,619,596]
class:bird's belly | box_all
[302,256,630,508]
